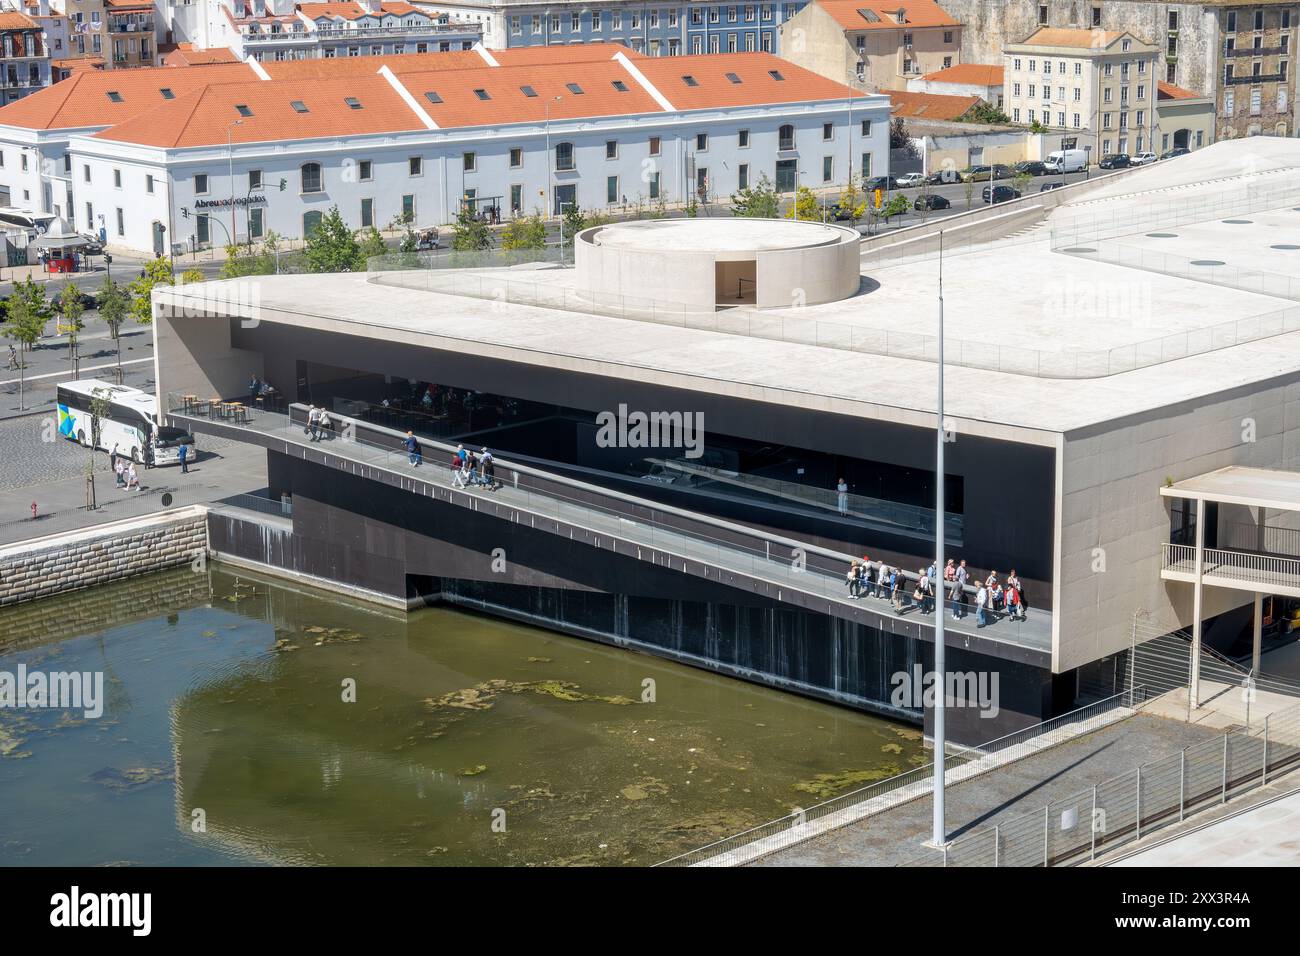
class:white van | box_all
[1045,149,1088,174]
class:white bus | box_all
[55,380,196,466]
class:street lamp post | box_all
[544,95,562,218]
[227,120,243,246]
[931,230,947,850]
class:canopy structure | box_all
[32,217,92,251]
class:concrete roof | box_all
[156,138,1300,444]
[592,218,855,253]
[1161,466,1300,512]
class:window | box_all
[85,202,93,231]
[607,175,618,204]
[1038,4,1047,25]
[779,123,794,149]
[822,156,833,182]
[861,119,872,136]
[113,168,121,188]
[250,207,264,239]
[725,72,742,84]
[555,142,574,170]
[409,156,423,176]
[1254,8,1264,31]
[424,91,442,105]
[291,100,309,113]
[738,163,749,189]
[1092,5,1101,28]
[768,69,785,81]
[861,152,871,178]
[1228,11,1237,32]
[649,136,661,156]
[649,170,661,199]
[943,30,953,43]
[510,147,523,168]
[682,74,699,87]
[106,90,122,103]
[300,162,322,193]
[303,210,324,237]
[402,194,414,220]
[345,97,362,110]
[359,160,372,181]
[360,197,374,228]
[115,208,124,237]
[146,175,154,194]
[612,80,629,92]
[566,83,584,94]
[510,184,523,215]
[696,132,708,150]
[249,169,263,191]
[739,128,750,148]
[520,85,537,97]
[160,87,174,100]
[195,173,208,194]
[462,152,475,172]
[473,88,490,100]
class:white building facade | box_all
[0,47,887,252]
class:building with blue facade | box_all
[415,1,808,54]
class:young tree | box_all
[730,173,780,218]
[56,282,86,378]
[85,384,113,509]
[881,193,910,222]
[9,276,50,350]
[355,226,387,269]
[3,297,44,410]
[451,207,493,252]
[500,211,547,251]
[787,186,822,222]
[128,256,174,325]
[1012,170,1033,198]
[303,206,361,273]
[963,176,976,209]
[837,174,869,223]
[97,276,129,384]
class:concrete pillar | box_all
[1253,591,1263,677]
[1190,497,1206,709]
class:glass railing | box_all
[165,395,1051,652]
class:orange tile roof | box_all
[260,49,486,79]
[297,1,425,20]
[93,74,427,147]
[1157,80,1203,100]
[920,63,1003,86]
[887,89,980,120]
[161,43,241,67]
[399,61,664,127]
[814,1,958,32]
[633,52,863,110]
[1013,27,1126,49]
[0,63,260,130]
[489,42,644,66]
[0,11,38,29]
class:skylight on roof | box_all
[159,87,175,99]
[235,104,253,117]
[611,80,628,92]
[725,72,742,84]
[473,88,491,100]
[566,82,584,94]
[291,100,309,113]
[768,70,785,81]
[682,75,699,87]
[424,91,442,104]
[858,8,880,22]
[344,96,362,109]
[520,85,537,97]
[106,91,123,103]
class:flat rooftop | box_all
[158,139,1300,444]
[592,218,852,252]
[1163,465,1300,511]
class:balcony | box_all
[1227,45,1286,57]
[1161,542,1300,597]
[1227,72,1287,84]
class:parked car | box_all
[895,172,926,188]
[914,193,951,211]
[982,184,1022,203]
[863,175,900,192]
[78,235,104,255]
[1130,151,1158,166]
[1038,181,1066,192]
[964,164,1013,183]
[1160,146,1191,160]
[1098,153,1131,169]
[925,168,963,185]
[1014,160,1050,176]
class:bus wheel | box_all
[130,446,140,464]
[76,429,85,445]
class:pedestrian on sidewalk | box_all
[5,343,17,370]
[125,462,140,491]
[179,441,189,474]
[404,430,421,467]
[109,443,119,474]
[836,477,848,516]
[975,582,990,628]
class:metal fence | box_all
[897,697,1300,867]
[654,687,1143,867]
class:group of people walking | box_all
[109,446,141,492]
[304,405,333,442]
[450,444,498,491]
[845,557,1027,626]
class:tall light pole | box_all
[544,95,562,218]
[931,230,947,849]
[227,119,243,245]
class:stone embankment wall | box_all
[0,507,208,609]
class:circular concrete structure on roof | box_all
[575,218,861,311]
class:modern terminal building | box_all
[153,138,1300,744]
[0,42,884,252]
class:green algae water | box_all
[0,567,923,866]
